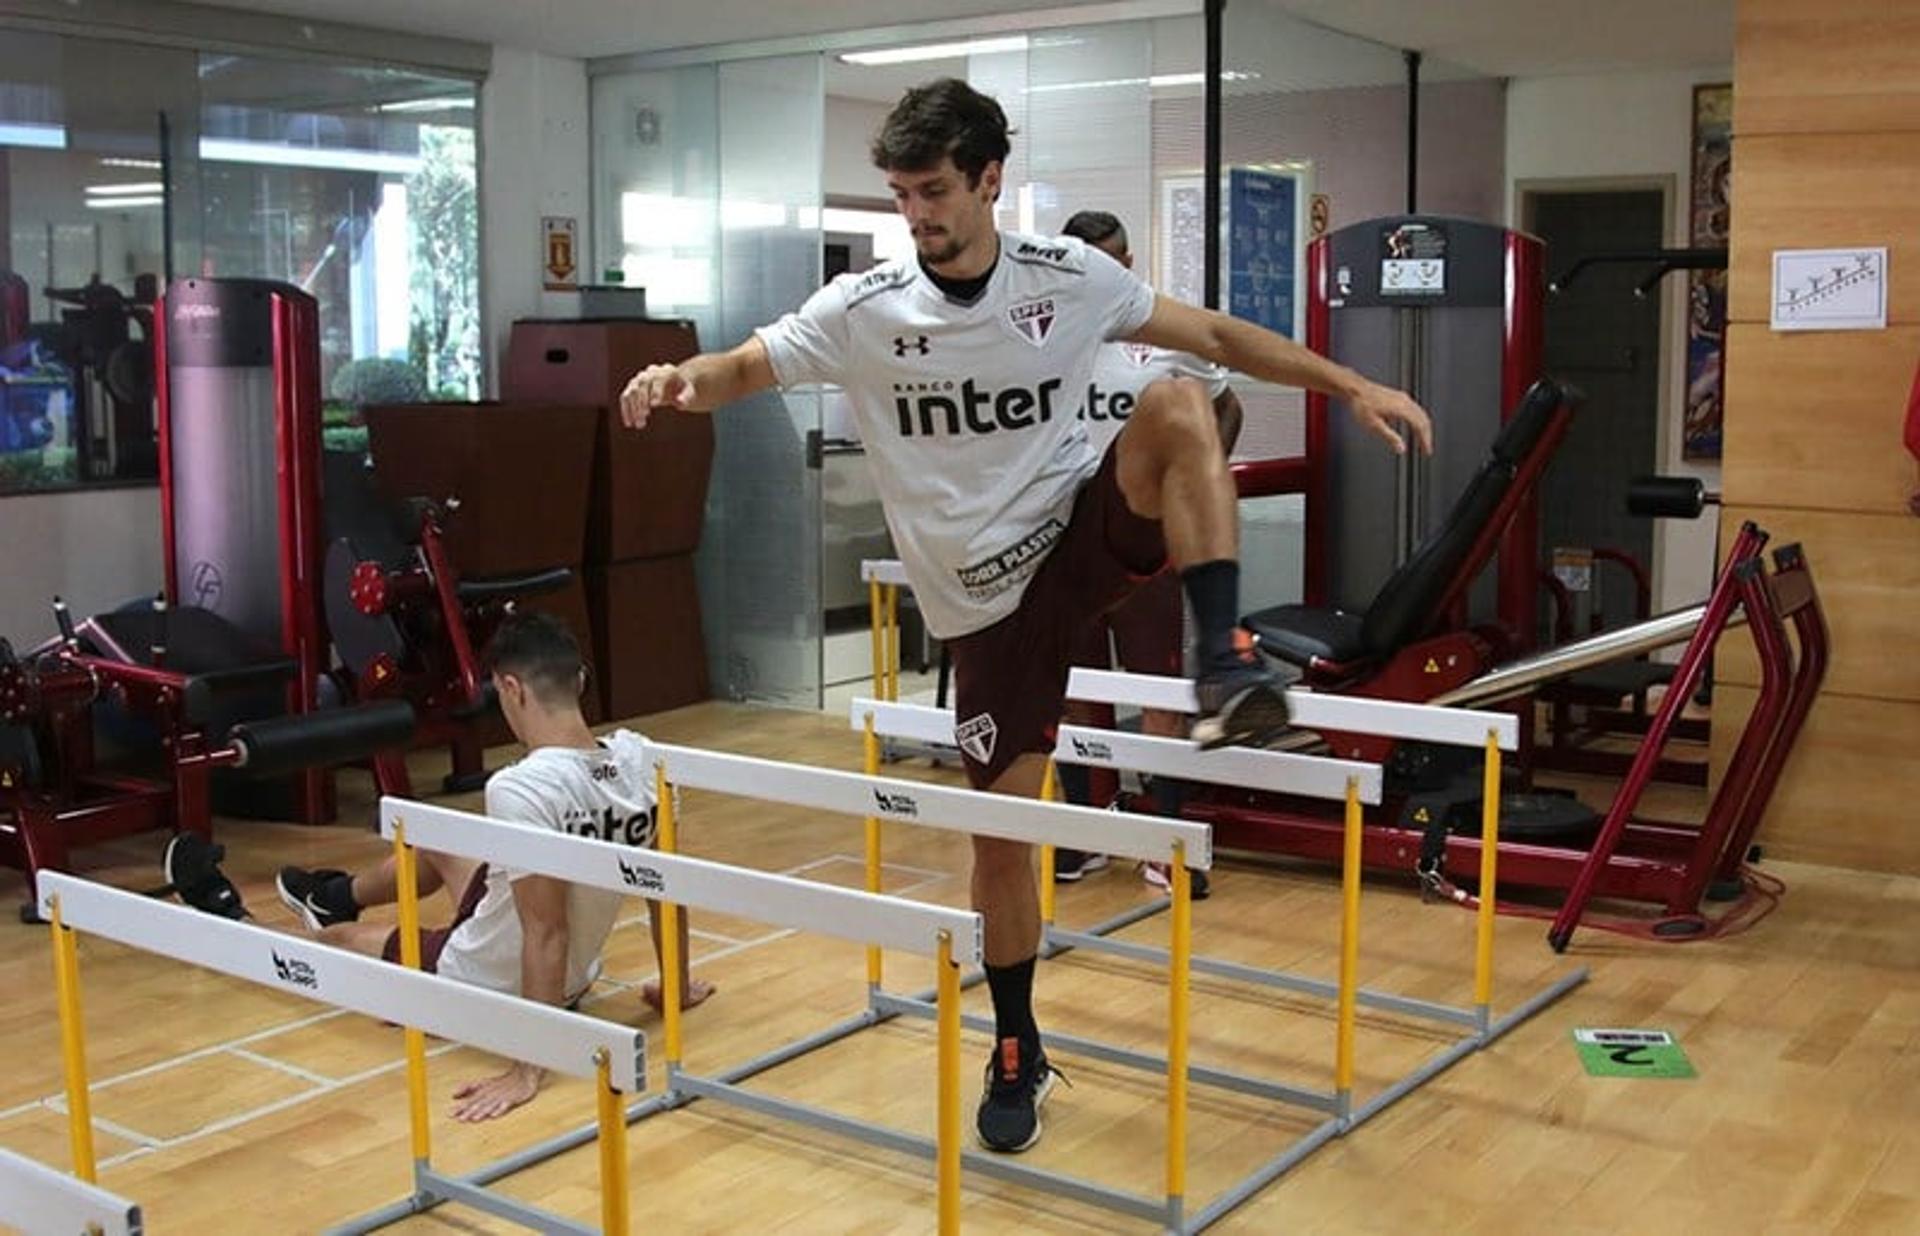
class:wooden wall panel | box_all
[1710,685,1920,875]
[1736,0,1920,136]
[1720,324,1920,515]
[1714,506,1920,700]
[1728,134,1920,325]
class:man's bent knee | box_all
[973,834,1034,875]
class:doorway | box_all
[1523,187,1667,640]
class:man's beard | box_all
[915,230,964,265]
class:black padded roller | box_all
[1627,476,1709,520]
[228,700,416,777]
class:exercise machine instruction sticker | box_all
[1573,1028,1696,1078]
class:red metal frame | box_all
[156,289,178,606]
[1496,232,1547,654]
[0,652,238,916]
[271,291,331,823]
[1197,525,1825,946]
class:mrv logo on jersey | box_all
[892,378,1064,438]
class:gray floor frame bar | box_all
[675,1073,1173,1225]
[873,991,1341,1114]
[329,890,1588,1236]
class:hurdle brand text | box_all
[872,789,920,819]
[271,950,319,990]
[1068,734,1114,762]
[616,856,666,893]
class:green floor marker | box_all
[1573,1028,1695,1078]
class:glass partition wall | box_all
[0,28,479,492]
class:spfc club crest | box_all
[1007,298,1057,348]
[1122,342,1156,367]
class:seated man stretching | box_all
[276,610,714,1121]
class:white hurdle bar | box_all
[0,1144,142,1236]
[397,743,1212,1232]
[332,794,984,1236]
[36,872,642,1236]
[853,684,1589,1233]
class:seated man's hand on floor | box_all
[450,1061,544,1122]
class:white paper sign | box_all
[1771,247,1886,331]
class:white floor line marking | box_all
[226,1047,339,1088]
[579,929,801,1009]
[44,1008,348,1099]
[84,1038,470,1165]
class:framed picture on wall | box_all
[1684,82,1732,461]
[1157,165,1310,341]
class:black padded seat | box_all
[1245,605,1368,669]
[1244,377,1574,672]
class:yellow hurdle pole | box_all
[1473,728,1503,1035]
[1038,760,1059,927]
[863,714,885,990]
[48,896,98,1182]
[1166,840,1192,1220]
[392,821,432,1166]
[885,584,901,701]
[936,930,962,1236]
[869,579,885,700]
[595,1050,631,1235]
[1334,777,1363,1123]
[656,765,684,1070]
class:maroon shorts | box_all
[947,443,1167,789]
[1068,569,1184,680]
[382,865,490,973]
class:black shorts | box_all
[382,865,489,973]
[946,442,1167,789]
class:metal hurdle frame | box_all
[332,794,983,1236]
[0,1144,142,1236]
[852,673,1588,1231]
[346,745,1211,1233]
[36,871,643,1236]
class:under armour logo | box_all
[893,335,930,357]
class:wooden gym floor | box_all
[2,701,1917,1233]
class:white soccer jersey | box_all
[1080,342,1232,455]
[757,231,1158,639]
[436,729,657,1001]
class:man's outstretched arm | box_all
[1131,295,1433,456]
[619,336,780,427]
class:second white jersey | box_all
[757,231,1157,639]
[436,729,658,1001]
[1080,342,1231,455]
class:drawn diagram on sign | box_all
[1771,247,1886,332]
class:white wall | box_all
[480,46,591,395]
[1506,66,1730,618]
[825,96,888,200]
[0,488,164,645]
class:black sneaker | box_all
[164,833,247,920]
[976,1037,1063,1153]
[1191,636,1291,750]
[275,866,358,931]
[1053,850,1109,883]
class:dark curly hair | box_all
[870,77,1013,187]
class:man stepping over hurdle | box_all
[277,610,715,1121]
[1049,208,1245,898]
[619,78,1429,1154]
